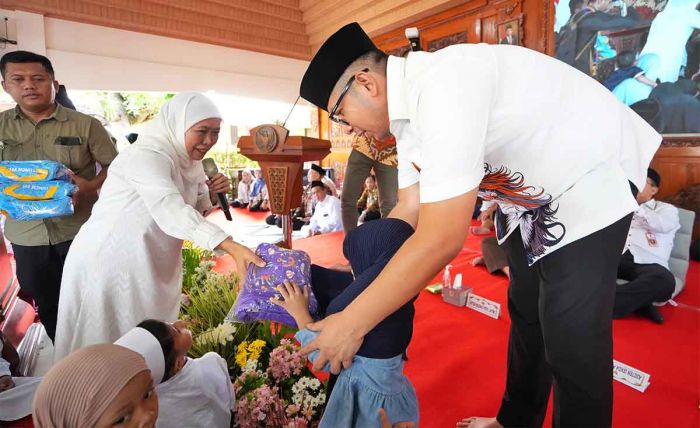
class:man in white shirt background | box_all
[614,168,679,324]
[304,181,342,236]
[298,23,661,428]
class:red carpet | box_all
[216,208,699,428]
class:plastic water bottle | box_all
[443,264,452,288]
[453,273,463,289]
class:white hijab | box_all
[136,92,222,183]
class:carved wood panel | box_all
[267,166,289,213]
[481,14,498,44]
[385,45,410,57]
[427,31,467,52]
[373,0,538,52]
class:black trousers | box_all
[496,214,632,428]
[265,214,306,231]
[613,251,675,318]
[12,240,73,342]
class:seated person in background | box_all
[32,344,158,428]
[231,170,253,208]
[614,168,680,324]
[0,331,42,423]
[119,320,235,428]
[603,52,660,106]
[356,175,381,224]
[471,237,510,279]
[470,200,497,235]
[248,170,267,211]
[572,0,642,74]
[248,181,270,212]
[270,218,419,427]
[309,163,338,197]
[266,179,316,231]
[604,51,657,92]
[302,181,342,236]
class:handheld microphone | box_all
[202,158,232,221]
[405,27,422,52]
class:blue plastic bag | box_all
[0,181,76,201]
[0,160,70,183]
[0,197,74,221]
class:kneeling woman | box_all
[54,93,263,362]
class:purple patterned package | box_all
[233,243,317,327]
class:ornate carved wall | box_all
[373,0,552,55]
[301,0,468,53]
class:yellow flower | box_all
[247,340,266,362]
[235,341,249,368]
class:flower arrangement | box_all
[234,339,325,428]
[180,245,327,426]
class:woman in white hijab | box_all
[53,93,264,362]
[640,0,700,83]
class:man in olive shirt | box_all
[0,51,118,341]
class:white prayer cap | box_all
[114,327,166,384]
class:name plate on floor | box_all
[466,293,500,319]
[613,360,650,392]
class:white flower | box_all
[308,378,321,390]
[214,322,236,345]
[244,359,258,373]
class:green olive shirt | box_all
[0,104,118,246]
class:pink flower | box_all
[267,341,305,382]
[235,385,287,427]
[286,403,300,417]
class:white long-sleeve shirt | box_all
[53,146,229,362]
[237,181,251,204]
[389,44,661,265]
[309,195,342,234]
[624,199,680,269]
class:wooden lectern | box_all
[238,125,331,248]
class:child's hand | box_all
[270,280,313,328]
[379,409,415,428]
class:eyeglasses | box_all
[328,68,369,126]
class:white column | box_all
[15,11,46,55]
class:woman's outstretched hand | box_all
[217,239,265,275]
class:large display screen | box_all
[554,0,700,133]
